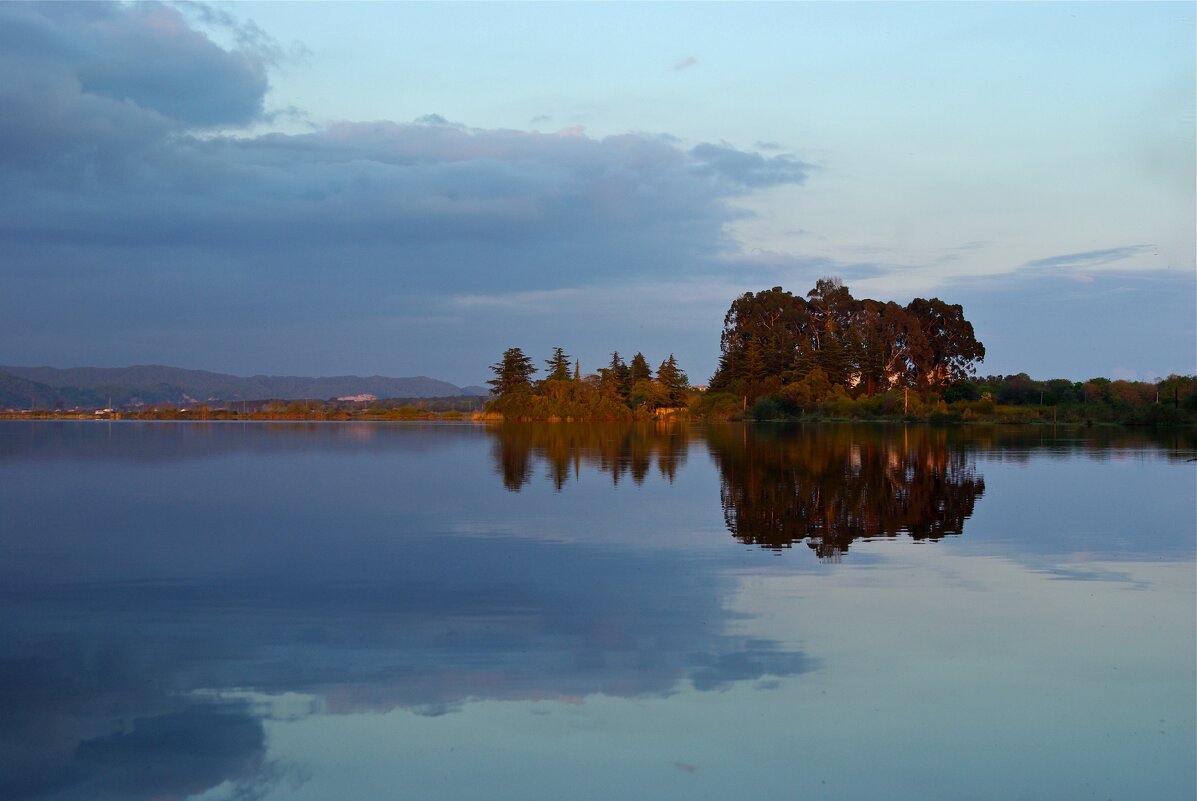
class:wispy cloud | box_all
[690,143,813,188]
[673,55,698,71]
[452,288,582,309]
[1022,244,1156,271]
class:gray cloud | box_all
[176,0,306,68]
[1022,244,1156,271]
[0,3,267,172]
[689,142,814,188]
[673,55,698,71]
[0,1,816,380]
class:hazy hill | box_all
[0,365,486,409]
[0,370,103,409]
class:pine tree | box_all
[545,347,572,381]
[817,330,851,387]
[629,352,653,385]
[488,347,537,396]
[656,354,690,406]
[598,352,630,400]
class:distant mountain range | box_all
[0,365,488,409]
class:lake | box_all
[1,421,1193,800]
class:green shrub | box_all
[748,397,783,420]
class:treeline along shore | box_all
[6,372,1194,426]
[480,278,1196,426]
[4,279,1195,426]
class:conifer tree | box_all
[598,352,630,400]
[630,352,653,386]
[817,330,852,387]
[488,348,536,396]
[656,354,690,406]
[545,347,572,381]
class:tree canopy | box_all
[709,279,985,400]
[487,347,692,419]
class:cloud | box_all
[0,2,268,168]
[1022,244,1156,271]
[690,142,814,188]
[175,0,307,68]
[943,267,1195,380]
[413,112,464,128]
[453,287,583,309]
[673,55,698,71]
[0,0,819,381]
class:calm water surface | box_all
[1,421,1194,800]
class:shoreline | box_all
[1,410,1192,428]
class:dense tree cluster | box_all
[709,279,985,402]
[487,347,690,419]
[480,281,1193,426]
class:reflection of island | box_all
[488,422,690,490]
[488,422,986,559]
[706,425,985,558]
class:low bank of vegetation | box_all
[695,372,1197,426]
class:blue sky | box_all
[0,1,1192,386]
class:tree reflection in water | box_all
[489,422,690,491]
[489,422,986,560]
[707,425,984,559]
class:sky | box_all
[0,1,1192,386]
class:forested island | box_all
[4,279,1194,426]
[482,279,1196,426]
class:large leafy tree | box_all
[904,298,985,386]
[711,279,983,398]
[857,300,925,392]
[806,277,857,350]
[488,347,537,396]
[709,287,812,396]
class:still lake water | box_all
[1,421,1193,801]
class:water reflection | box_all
[709,425,985,558]
[1,421,1191,801]
[0,422,807,800]
[487,423,989,558]
[488,422,689,490]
